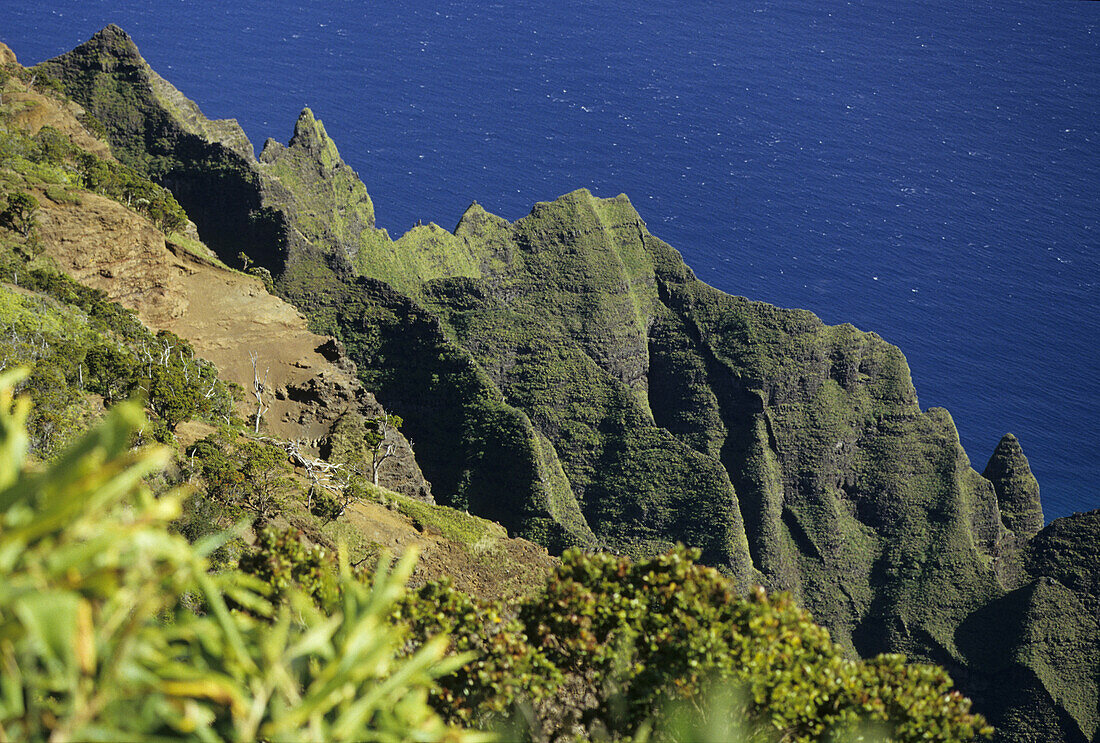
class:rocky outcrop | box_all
[36,26,286,269]
[984,433,1045,541]
[0,42,17,66]
[256,108,391,288]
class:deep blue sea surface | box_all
[3,1,1097,520]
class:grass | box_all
[389,489,506,545]
[165,231,228,267]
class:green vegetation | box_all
[75,151,187,233]
[0,112,188,235]
[398,547,992,742]
[189,429,293,520]
[0,190,38,236]
[0,373,477,742]
[238,525,343,612]
[390,494,506,546]
[0,263,236,452]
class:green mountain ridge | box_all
[25,25,1100,742]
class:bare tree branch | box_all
[249,351,270,434]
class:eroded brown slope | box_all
[0,42,112,160]
[34,191,430,499]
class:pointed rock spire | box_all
[983,433,1044,541]
[289,108,328,151]
[284,107,347,175]
[83,24,144,67]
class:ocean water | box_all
[2,1,1097,520]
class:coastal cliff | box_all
[25,26,1100,741]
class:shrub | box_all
[396,579,562,727]
[0,190,37,236]
[75,151,188,233]
[191,430,293,519]
[401,547,991,742]
[238,526,341,612]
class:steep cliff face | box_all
[38,27,1100,741]
[3,42,429,501]
[258,110,391,283]
[957,510,1100,742]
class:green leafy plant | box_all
[0,369,484,742]
[395,579,562,727]
[238,526,341,612]
[527,548,992,741]
[191,430,292,520]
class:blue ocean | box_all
[2,1,1097,519]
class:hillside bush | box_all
[238,526,342,612]
[190,429,293,519]
[0,190,37,236]
[396,579,562,728]
[400,548,992,742]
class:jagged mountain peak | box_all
[984,432,1044,540]
[455,200,509,237]
[274,106,347,176]
[95,23,133,40]
[84,23,142,61]
[290,107,326,146]
[39,25,255,162]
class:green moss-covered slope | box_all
[291,273,599,552]
[956,510,1100,742]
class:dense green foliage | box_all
[0,373,478,742]
[238,526,342,612]
[74,150,188,233]
[397,580,563,728]
[399,547,991,742]
[0,109,187,235]
[0,190,38,236]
